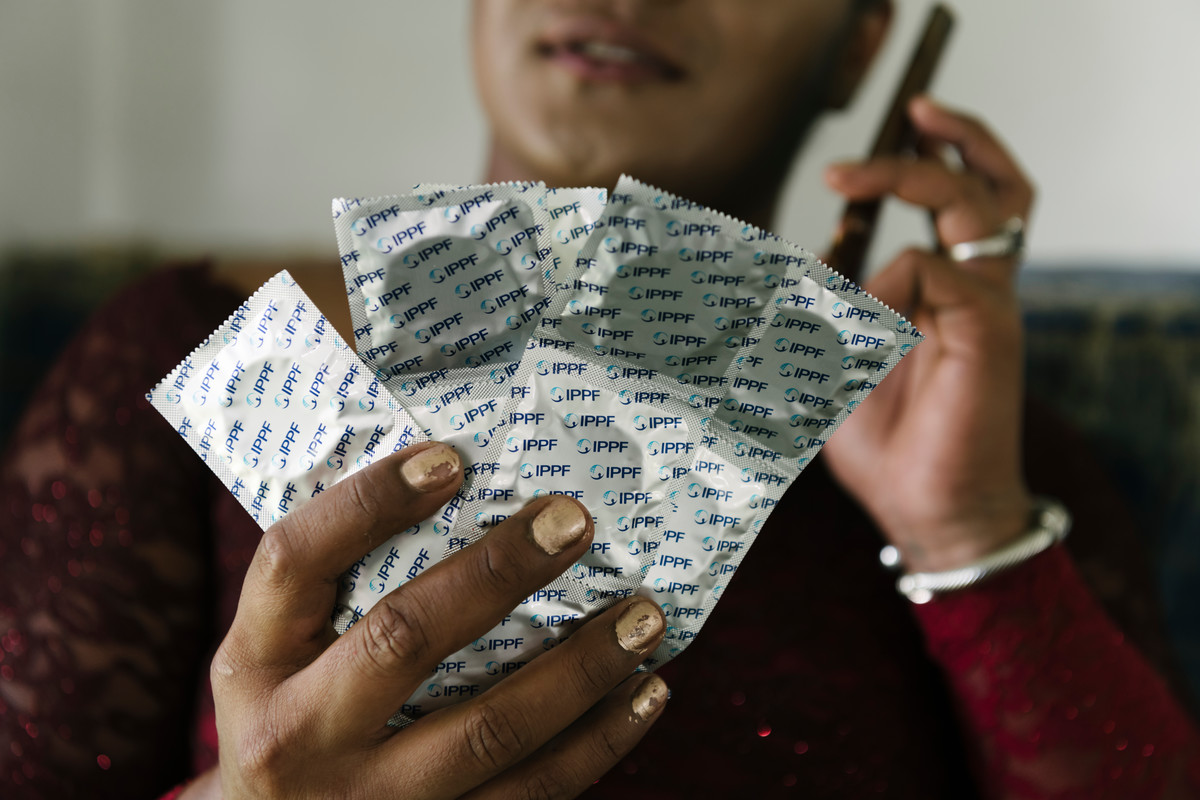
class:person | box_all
[2,0,1198,797]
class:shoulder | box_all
[78,262,244,381]
[101,261,239,339]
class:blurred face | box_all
[473,0,861,210]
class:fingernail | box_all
[615,599,664,654]
[400,443,461,493]
[631,675,669,722]
[529,497,588,555]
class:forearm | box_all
[0,269,223,797]
[913,545,1200,799]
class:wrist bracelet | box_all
[879,497,1072,604]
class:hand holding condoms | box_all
[150,176,921,722]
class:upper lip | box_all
[535,15,686,80]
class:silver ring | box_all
[948,216,1025,263]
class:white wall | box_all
[3,0,1199,269]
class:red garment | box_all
[2,265,1197,798]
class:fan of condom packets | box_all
[149,176,921,725]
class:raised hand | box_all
[821,96,1036,572]
[182,441,668,799]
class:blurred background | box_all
[3,0,1199,262]
[2,1,1199,694]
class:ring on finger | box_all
[948,216,1025,263]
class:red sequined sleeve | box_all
[914,545,1200,798]
[0,267,235,798]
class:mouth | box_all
[536,19,686,84]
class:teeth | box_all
[579,41,642,64]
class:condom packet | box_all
[453,175,790,602]
[155,179,917,725]
[333,182,605,550]
[459,175,923,669]
[333,182,550,387]
[147,270,425,530]
[146,269,514,638]
[331,183,551,550]
[413,182,608,283]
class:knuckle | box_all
[894,247,929,272]
[564,645,614,700]
[256,525,300,589]
[358,595,428,675]
[591,723,629,766]
[343,466,388,527]
[233,720,291,794]
[519,769,573,800]
[460,700,530,772]
[209,640,240,690]
[475,535,530,597]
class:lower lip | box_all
[544,49,671,84]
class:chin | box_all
[499,114,708,196]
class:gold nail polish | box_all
[529,497,588,555]
[631,675,668,722]
[400,444,461,493]
[615,599,664,653]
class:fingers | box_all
[826,153,980,213]
[908,96,1034,213]
[298,495,597,734]
[868,247,1019,354]
[829,246,1023,469]
[377,597,668,798]
[824,96,1034,266]
[459,674,669,800]
[826,156,1001,246]
[216,441,463,675]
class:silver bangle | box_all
[880,498,1071,604]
